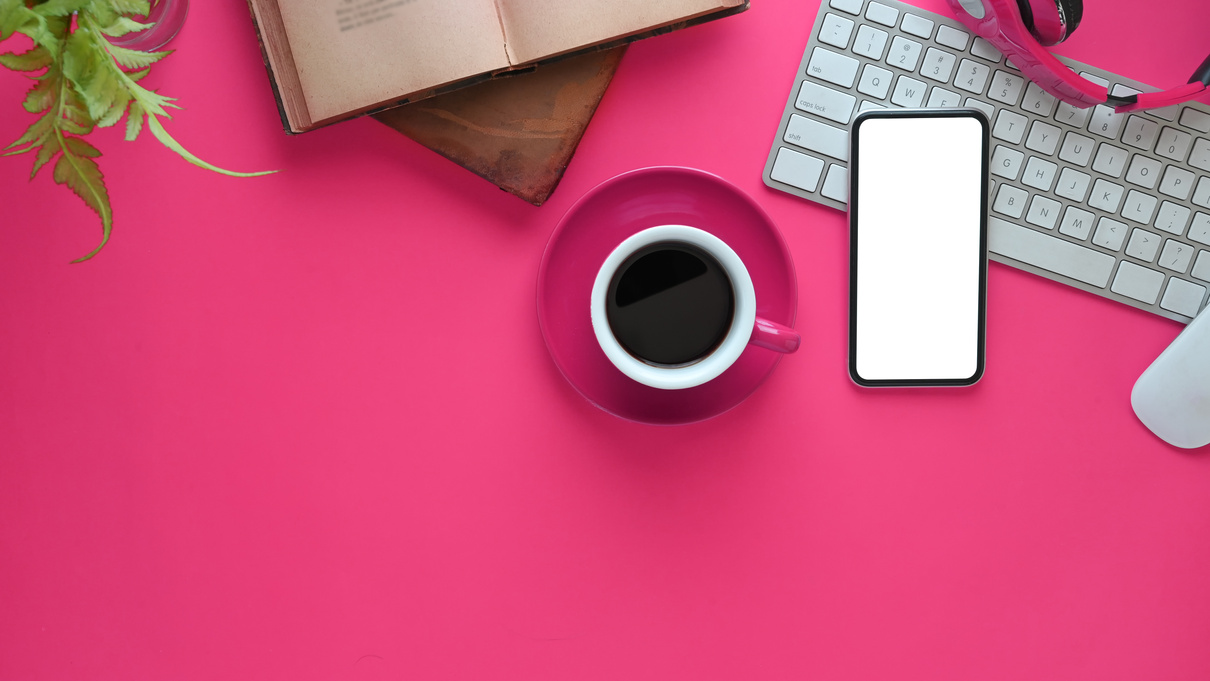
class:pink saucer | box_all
[537,167,798,425]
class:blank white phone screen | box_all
[854,114,985,382]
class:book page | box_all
[497,0,743,65]
[276,0,512,124]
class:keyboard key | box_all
[962,98,994,120]
[1121,115,1159,151]
[1054,101,1091,129]
[1026,195,1061,230]
[1121,190,1158,225]
[771,147,825,192]
[1125,228,1161,261]
[807,47,860,88]
[970,36,1002,62]
[852,24,889,60]
[1111,261,1164,304]
[890,75,926,106]
[1180,108,1210,133]
[1160,278,1206,317]
[991,145,1024,180]
[1088,179,1125,213]
[1059,206,1096,240]
[900,13,934,38]
[1022,156,1057,192]
[795,80,857,124]
[1091,143,1128,178]
[987,70,1025,106]
[925,87,961,108]
[1192,214,1210,245]
[1125,155,1162,190]
[819,13,856,49]
[993,185,1028,218]
[990,216,1114,287]
[821,164,848,202]
[920,47,956,83]
[784,114,848,160]
[1195,177,1210,209]
[1020,82,1056,118]
[829,0,862,15]
[953,59,991,95]
[886,36,923,71]
[1055,168,1091,202]
[1156,127,1193,162]
[1093,216,1128,251]
[1159,166,1195,201]
[992,110,1028,144]
[1159,239,1195,273]
[1087,105,1125,139]
[1025,120,1061,155]
[857,64,893,99]
[935,25,969,51]
[1058,132,1094,166]
[865,1,899,26]
[1190,138,1210,172]
[858,100,885,113]
[1194,251,1210,280]
[1154,202,1191,236]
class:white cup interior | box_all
[590,225,757,390]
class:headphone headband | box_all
[945,0,1209,112]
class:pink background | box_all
[3,0,1209,678]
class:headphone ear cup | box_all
[1059,0,1083,38]
[1016,0,1082,45]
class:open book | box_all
[248,0,748,133]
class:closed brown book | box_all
[372,47,626,206]
[246,0,747,133]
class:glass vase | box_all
[106,0,190,52]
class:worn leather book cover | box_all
[245,0,747,133]
[372,47,626,206]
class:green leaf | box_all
[23,76,56,113]
[52,135,113,263]
[100,0,151,18]
[18,13,68,58]
[65,29,125,122]
[4,111,55,153]
[0,0,33,40]
[32,0,93,17]
[146,115,276,178]
[60,86,95,135]
[0,45,53,71]
[124,99,144,140]
[103,41,168,69]
[96,16,152,38]
[95,88,129,128]
[63,136,101,158]
[30,133,61,178]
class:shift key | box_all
[785,114,849,161]
[807,47,860,88]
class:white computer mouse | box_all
[1131,307,1210,449]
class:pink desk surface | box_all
[3,1,1209,679]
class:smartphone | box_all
[848,108,990,387]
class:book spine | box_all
[245,0,297,134]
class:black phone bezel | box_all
[847,108,991,388]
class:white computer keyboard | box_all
[763,0,1210,323]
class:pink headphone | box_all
[945,0,1210,112]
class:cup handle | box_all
[750,317,800,354]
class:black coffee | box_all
[606,241,735,367]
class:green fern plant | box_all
[1,0,272,262]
